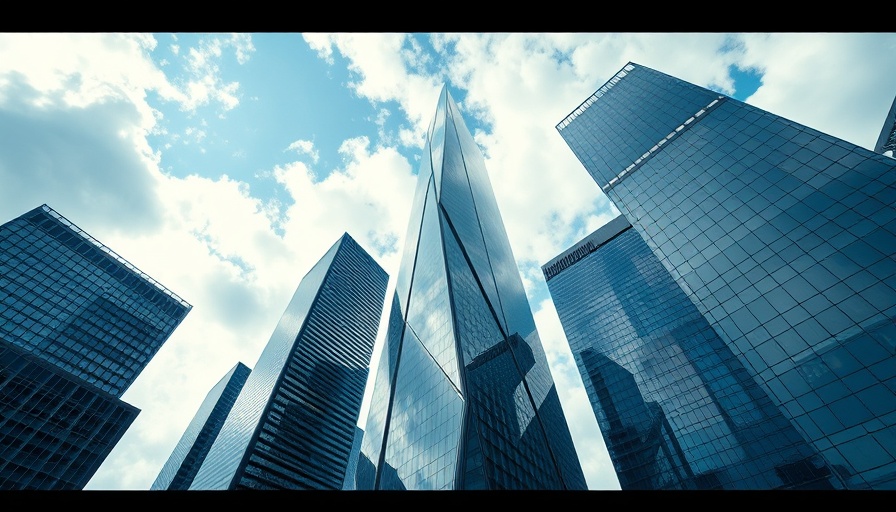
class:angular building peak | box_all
[151,362,252,490]
[357,86,587,490]
[188,232,388,490]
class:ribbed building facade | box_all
[356,85,587,490]
[189,232,387,490]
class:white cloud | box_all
[0,33,171,132]
[736,33,896,149]
[275,135,417,268]
[302,33,445,145]
[230,33,256,65]
[286,138,320,162]
[3,32,895,491]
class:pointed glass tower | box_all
[356,86,587,490]
[875,93,896,157]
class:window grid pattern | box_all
[558,62,896,489]
[0,204,190,489]
[0,206,191,397]
[0,343,138,490]
[546,222,838,489]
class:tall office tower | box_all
[544,215,839,489]
[356,85,587,490]
[556,62,896,489]
[875,94,896,157]
[151,361,251,490]
[189,233,388,490]
[0,204,192,489]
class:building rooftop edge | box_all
[34,204,192,310]
[542,215,631,281]
[556,62,638,132]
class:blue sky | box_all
[0,33,894,490]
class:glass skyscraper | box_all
[151,361,251,490]
[356,85,587,490]
[0,204,192,489]
[554,62,896,489]
[545,215,838,489]
[189,232,388,490]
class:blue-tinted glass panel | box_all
[381,327,463,490]
[362,85,587,490]
[151,362,251,490]
[556,62,896,489]
[403,182,459,386]
[545,218,838,489]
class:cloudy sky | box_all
[1,33,894,491]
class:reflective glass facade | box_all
[356,85,587,490]
[545,216,838,489]
[151,361,251,490]
[557,63,896,489]
[0,204,192,489]
[0,205,192,397]
[189,233,388,490]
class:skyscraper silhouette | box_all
[189,232,387,490]
[0,204,191,489]
[554,62,896,489]
[151,362,251,490]
[356,85,587,490]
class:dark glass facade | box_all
[151,361,251,490]
[356,85,587,490]
[0,342,138,490]
[545,216,838,489]
[0,204,192,489]
[189,233,388,490]
[556,63,896,489]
